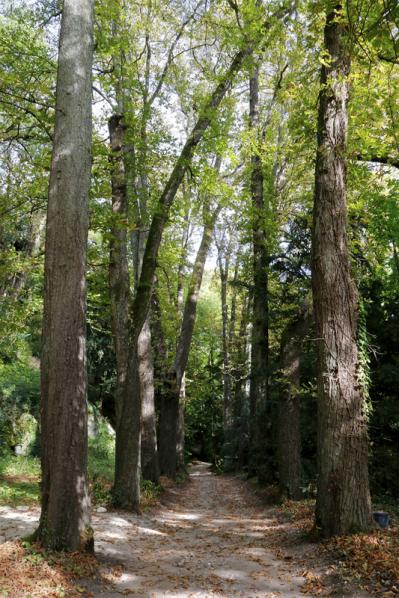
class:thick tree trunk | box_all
[248,66,269,477]
[278,307,311,500]
[312,5,372,537]
[159,205,220,477]
[36,0,94,551]
[135,202,159,484]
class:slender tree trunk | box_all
[278,307,311,500]
[108,114,130,430]
[248,66,269,478]
[159,205,220,477]
[175,205,191,474]
[235,295,251,470]
[312,5,372,537]
[35,0,94,551]
[116,7,287,501]
[139,318,159,483]
[217,248,235,470]
[218,253,231,429]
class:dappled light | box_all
[1,0,399,594]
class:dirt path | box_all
[1,462,372,597]
[89,462,306,597]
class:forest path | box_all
[90,462,308,597]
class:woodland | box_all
[0,0,399,595]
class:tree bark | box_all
[108,114,130,430]
[248,66,269,477]
[278,307,311,500]
[139,319,159,483]
[312,5,372,537]
[35,0,94,551]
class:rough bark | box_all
[278,307,311,500]
[159,205,220,478]
[248,66,269,477]
[312,5,372,537]
[135,171,160,485]
[36,0,94,551]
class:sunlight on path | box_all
[0,463,311,596]
[92,462,305,597]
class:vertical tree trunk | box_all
[36,0,94,551]
[217,248,235,470]
[108,114,130,430]
[116,18,281,501]
[249,66,269,477]
[139,319,160,483]
[235,295,251,470]
[312,4,372,536]
[159,204,220,477]
[278,307,310,500]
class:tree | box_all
[159,192,221,478]
[34,0,95,551]
[312,3,373,537]
[278,303,311,500]
[248,63,269,478]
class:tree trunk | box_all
[312,5,372,537]
[159,204,220,477]
[35,0,94,551]
[117,6,287,501]
[235,295,251,470]
[278,307,311,500]
[108,114,130,430]
[139,319,160,483]
[249,66,269,478]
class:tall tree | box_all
[278,304,311,500]
[159,200,221,478]
[35,0,94,551]
[312,3,373,537]
[248,64,269,477]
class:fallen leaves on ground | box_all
[0,540,98,597]
[327,527,399,595]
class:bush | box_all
[0,361,40,453]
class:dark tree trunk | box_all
[108,114,130,429]
[248,66,269,477]
[159,204,220,477]
[278,307,311,500]
[35,0,94,551]
[234,295,251,470]
[312,5,372,536]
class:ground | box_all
[0,462,396,597]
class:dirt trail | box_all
[90,462,306,597]
[1,462,371,597]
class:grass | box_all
[0,421,162,509]
[0,454,40,506]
